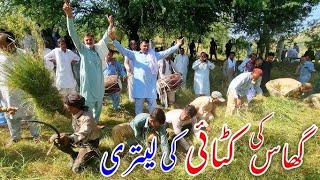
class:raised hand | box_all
[63,1,73,18]
[106,15,114,25]
[176,37,184,46]
[7,107,18,115]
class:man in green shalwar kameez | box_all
[63,2,112,122]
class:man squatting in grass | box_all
[50,93,100,173]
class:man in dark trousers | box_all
[260,52,275,94]
[210,38,218,60]
[189,40,196,58]
[225,40,233,59]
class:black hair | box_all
[64,93,88,111]
[108,48,115,54]
[57,38,65,44]
[140,39,149,44]
[251,53,257,57]
[84,33,94,38]
[201,52,209,58]
[230,51,236,55]
[184,105,197,118]
[150,108,166,125]
[268,52,275,56]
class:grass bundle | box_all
[0,13,68,120]
[2,52,65,118]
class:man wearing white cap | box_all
[189,91,225,122]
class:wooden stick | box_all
[46,143,55,156]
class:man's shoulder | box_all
[305,61,314,66]
[238,72,250,78]
[190,96,211,105]
[79,110,96,123]
[270,78,299,84]
[166,109,183,116]
[165,109,182,122]
[133,113,149,121]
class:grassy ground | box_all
[0,60,319,179]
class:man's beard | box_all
[85,44,93,48]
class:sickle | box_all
[21,120,60,139]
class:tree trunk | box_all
[257,39,265,57]
[276,37,285,61]
[265,38,271,58]
[127,28,139,42]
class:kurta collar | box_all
[144,117,149,129]
[73,110,84,119]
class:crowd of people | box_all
[0,1,319,174]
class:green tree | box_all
[305,25,320,50]
[1,0,233,43]
[233,0,320,57]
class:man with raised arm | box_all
[63,2,113,122]
[108,31,184,115]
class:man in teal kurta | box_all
[63,3,112,121]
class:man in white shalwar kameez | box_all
[223,52,237,87]
[174,48,189,89]
[158,56,180,106]
[192,52,215,97]
[109,32,184,115]
[45,38,80,96]
[124,40,138,102]
[0,33,40,145]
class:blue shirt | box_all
[113,40,179,99]
[228,72,262,98]
[129,113,169,158]
[103,59,127,77]
[299,61,315,83]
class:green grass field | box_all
[0,60,319,179]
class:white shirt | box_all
[174,54,189,73]
[158,59,178,79]
[192,59,215,95]
[44,48,80,89]
[165,109,197,151]
[227,72,262,98]
[0,49,26,85]
[0,52,9,85]
[0,49,34,119]
[124,56,134,75]
[43,48,54,71]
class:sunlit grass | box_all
[0,59,320,179]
